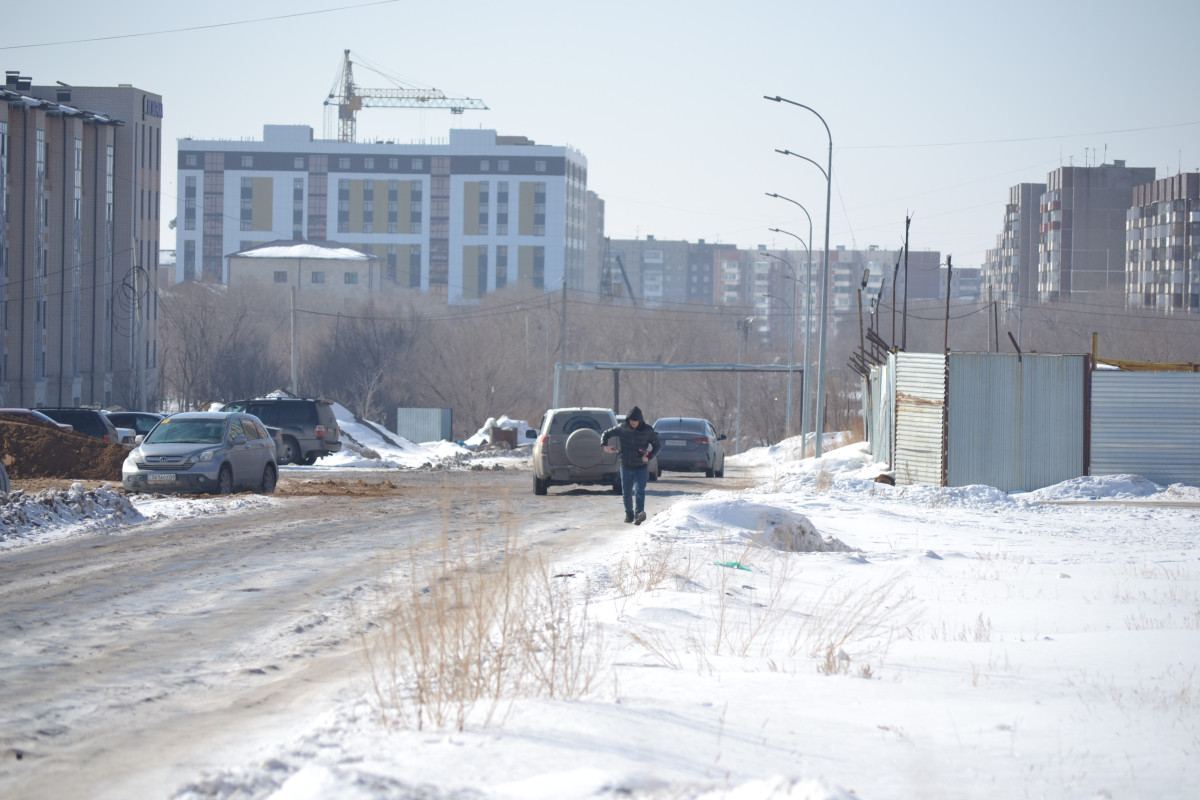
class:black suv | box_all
[220,397,341,465]
[38,408,122,443]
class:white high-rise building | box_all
[175,126,588,304]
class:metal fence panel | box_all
[395,407,453,443]
[894,352,946,485]
[1091,372,1200,486]
[946,354,1085,492]
[865,358,894,467]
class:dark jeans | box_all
[620,464,649,515]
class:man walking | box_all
[602,406,660,525]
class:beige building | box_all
[227,241,383,307]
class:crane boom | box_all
[325,50,487,143]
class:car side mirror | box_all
[526,429,537,439]
[134,434,144,445]
[718,434,727,440]
[231,434,247,445]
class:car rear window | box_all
[248,402,317,427]
[551,412,610,435]
[655,418,705,433]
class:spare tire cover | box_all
[565,428,605,468]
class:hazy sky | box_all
[5,0,1199,268]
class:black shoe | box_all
[635,511,647,525]
[624,513,634,523]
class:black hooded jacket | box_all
[601,407,660,469]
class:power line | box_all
[0,1,400,50]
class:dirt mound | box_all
[0,418,128,481]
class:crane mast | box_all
[325,49,488,143]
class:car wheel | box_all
[648,468,658,482]
[534,474,548,495]
[705,464,715,478]
[611,477,622,494]
[301,452,318,466]
[715,461,724,478]
[216,465,234,495]
[279,436,301,465]
[259,464,277,494]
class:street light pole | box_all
[758,253,796,438]
[765,95,833,458]
[766,192,814,452]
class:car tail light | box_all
[691,436,711,444]
[539,434,549,444]
[315,424,326,439]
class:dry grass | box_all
[361,514,602,731]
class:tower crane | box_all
[324,49,488,143]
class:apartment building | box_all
[983,182,1045,304]
[1038,160,1156,302]
[176,126,588,304]
[1126,172,1200,313]
[603,236,721,306]
[2,72,161,410]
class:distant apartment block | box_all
[983,182,1045,304]
[1126,172,1200,313]
[2,72,162,410]
[176,126,588,304]
[603,236,719,306]
[1038,160,1156,302]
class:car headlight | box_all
[185,449,218,465]
[123,449,140,469]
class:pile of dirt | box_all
[0,418,128,481]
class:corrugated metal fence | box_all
[1091,371,1200,486]
[893,352,946,486]
[946,354,1086,491]
[867,354,1198,490]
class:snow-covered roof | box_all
[233,243,375,261]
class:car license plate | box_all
[148,473,178,484]
[665,439,686,447]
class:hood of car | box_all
[136,442,222,460]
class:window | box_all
[498,159,509,172]
[185,154,198,167]
[344,272,359,284]
[274,271,288,283]
[534,160,546,173]
[480,159,490,172]
[364,157,374,169]
[311,271,326,284]
[293,156,305,169]
[338,157,350,169]
[241,155,253,168]
[411,158,423,170]
[389,157,399,169]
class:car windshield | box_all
[144,419,225,444]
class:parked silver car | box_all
[121,411,278,495]
[652,417,727,478]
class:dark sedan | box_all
[652,417,726,478]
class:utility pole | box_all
[290,286,298,395]
[943,255,953,353]
[902,215,911,351]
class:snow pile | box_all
[0,482,142,548]
[463,415,536,448]
[654,495,853,553]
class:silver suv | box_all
[528,407,621,496]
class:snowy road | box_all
[0,466,752,799]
